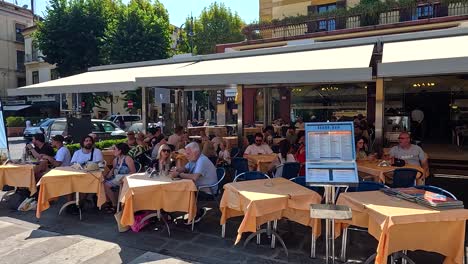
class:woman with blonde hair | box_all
[151,144,176,174]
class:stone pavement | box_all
[0,216,194,264]
[0,193,451,264]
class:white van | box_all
[106,115,141,130]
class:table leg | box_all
[58,192,82,221]
[243,222,289,256]
[140,210,171,237]
[311,228,316,258]
[221,224,226,238]
[340,227,348,262]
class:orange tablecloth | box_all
[36,167,106,218]
[357,161,425,184]
[220,177,322,243]
[337,191,468,264]
[246,154,277,172]
[119,173,197,226]
[187,126,207,136]
[101,149,114,166]
[223,136,238,148]
[243,127,262,136]
[206,126,227,137]
[0,164,36,194]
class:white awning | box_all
[136,45,375,87]
[3,105,31,111]
[7,63,192,96]
[378,35,468,77]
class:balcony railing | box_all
[25,53,42,63]
[243,1,468,40]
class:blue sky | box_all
[9,0,259,26]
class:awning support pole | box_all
[142,87,148,134]
[237,85,243,148]
[374,78,384,152]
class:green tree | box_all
[35,0,116,77]
[103,0,172,64]
[179,2,245,55]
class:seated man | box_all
[170,142,217,222]
[26,133,55,158]
[243,133,273,157]
[41,135,71,167]
[389,131,429,176]
[70,135,103,165]
[26,133,56,181]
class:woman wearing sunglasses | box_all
[152,144,176,175]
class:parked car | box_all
[45,118,127,143]
[105,115,141,130]
[127,123,159,133]
[23,118,54,140]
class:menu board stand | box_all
[305,122,358,264]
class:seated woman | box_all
[216,140,231,166]
[294,132,306,176]
[151,144,176,174]
[269,140,296,178]
[356,136,376,161]
[103,143,136,213]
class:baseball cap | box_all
[51,135,65,142]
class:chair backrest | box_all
[214,167,226,194]
[234,171,270,182]
[290,176,322,194]
[392,168,418,188]
[134,161,142,173]
[279,162,301,179]
[347,181,387,192]
[230,147,239,158]
[415,185,457,199]
[231,157,249,176]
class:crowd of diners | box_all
[23,114,429,220]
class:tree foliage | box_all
[103,0,172,64]
[35,0,172,113]
[179,2,245,55]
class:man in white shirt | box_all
[243,133,273,157]
[71,135,103,165]
[42,135,71,167]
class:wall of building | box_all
[0,3,33,98]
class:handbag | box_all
[18,197,37,211]
[130,211,152,232]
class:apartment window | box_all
[32,71,39,84]
[16,51,25,72]
[317,4,337,31]
[15,23,25,42]
[414,4,435,19]
[17,77,26,87]
[51,69,59,80]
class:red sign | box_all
[81,101,85,108]
[127,100,134,109]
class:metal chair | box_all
[192,167,226,231]
[133,161,142,173]
[230,147,239,158]
[341,181,389,263]
[391,168,421,188]
[233,171,270,182]
[415,185,457,199]
[231,157,249,176]
[276,162,301,179]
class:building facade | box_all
[216,0,468,164]
[0,1,33,99]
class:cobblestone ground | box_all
[0,196,452,264]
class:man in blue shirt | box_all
[171,142,217,222]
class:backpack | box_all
[6,189,31,210]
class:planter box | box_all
[7,127,25,137]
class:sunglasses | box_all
[255,139,263,142]
[161,149,171,153]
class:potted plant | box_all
[6,116,25,137]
